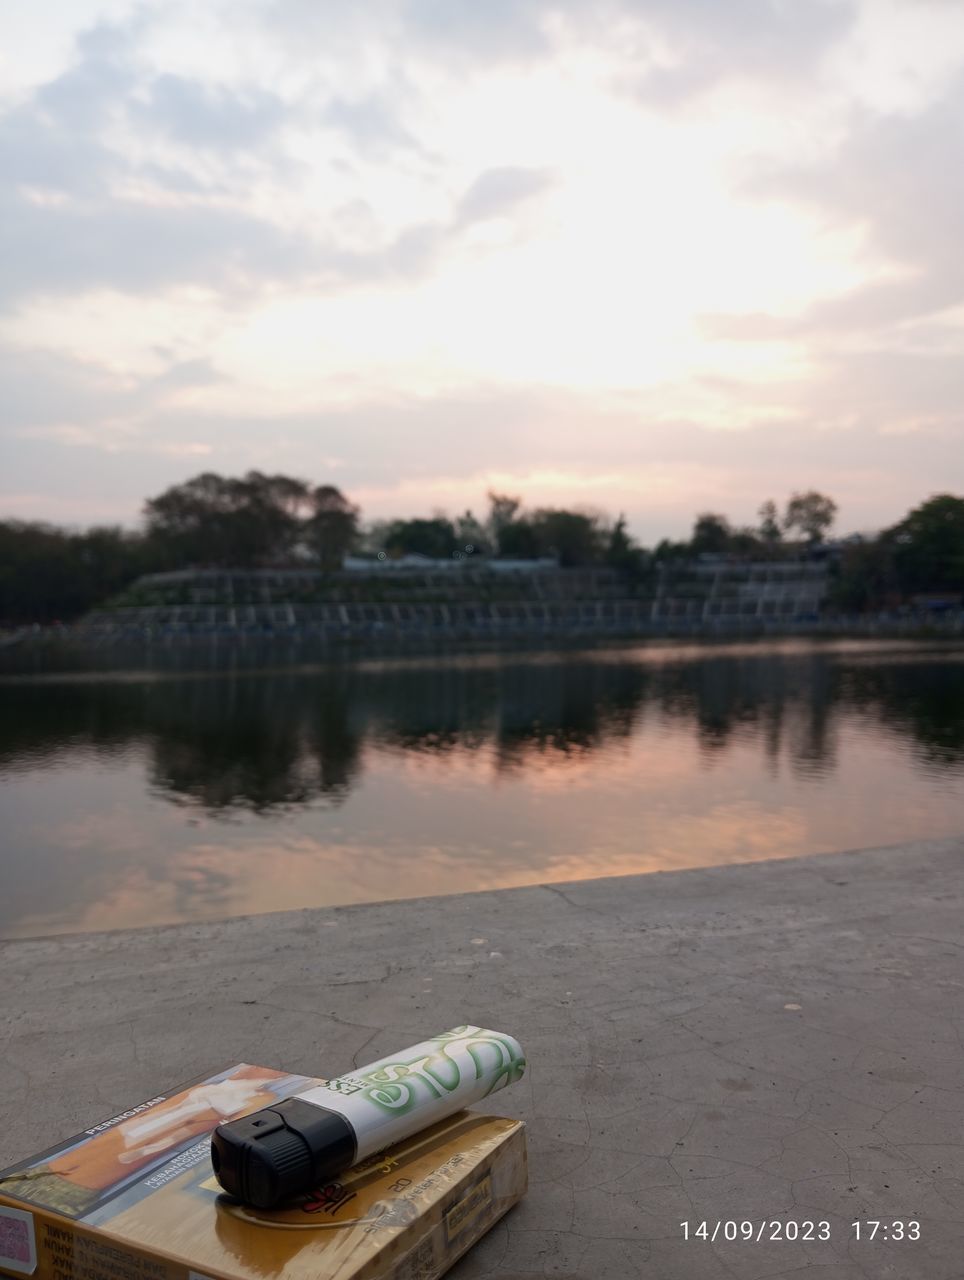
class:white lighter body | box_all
[299,1024,526,1160]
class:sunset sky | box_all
[2,0,963,543]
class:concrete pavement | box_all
[2,836,963,1279]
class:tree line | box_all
[0,471,961,622]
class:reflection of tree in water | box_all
[350,659,647,773]
[146,674,362,812]
[838,658,964,769]
[645,652,839,776]
[357,662,497,756]
[1,649,963,816]
[0,672,364,814]
[789,658,837,778]
[488,661,643,773]
[0,681,138,771]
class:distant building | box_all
[341,554,559,573]
[652,559,828,622]
[909,592,962,612]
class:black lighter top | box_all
[211,1096,355,1208]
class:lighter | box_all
[210,1025,525,1208]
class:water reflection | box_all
[837,657,964,769]
[147,674,363,811]
[5,645,962,808]
[1,641,963,937]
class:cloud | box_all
[258,0,559,70]
[0,345,126,430]
[724,71,964,335]
[256,0,856,93]
[398,0,557,63]
[0,16,557,311]
[144,357,226,392]
[0,0,864,318]
[0,19,316,309]
[0,194,315,306]
[32,21,138,130]
[0,100,116,198]
[455,166,556,228]
[0,345,228,437]
[0,39,556,310]
[795,346,964,429]
[135,74,287,149]
[323,89,435,161]
[0,96,432,309]
[623,0,857,104]
[704,274,964,343]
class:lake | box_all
[2,638,962,939]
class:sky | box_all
[1,0,963,544]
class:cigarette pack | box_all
[0,1064,527,1280]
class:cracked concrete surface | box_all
[2,836,964,1279]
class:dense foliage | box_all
[0,523,161,624]
[829,494,964,610]
[144,472,358,570]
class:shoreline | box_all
[0,832,957,945]
[3,619,963,676]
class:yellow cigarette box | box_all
[0,1064,527,1280]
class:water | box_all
[2,639,962,939]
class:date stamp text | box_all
[680,1220,921,1244]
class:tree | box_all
[653,537,690,562]
[497,519,540,559]
[253,474,314,522]
[690,513,732,555]
[885,493,964,595]
[357,520,394,556]
[487,491,520,531]
[384,517,458,559]
[242,471,311,563]
[827,537,896,612]
[305,485,359,570]
[728,527,765,557]
[529,508,606,567]
[142,471,327,567]
[455,509,490,556]
[0,521,150,623]
[144,471,303,567]
[758,500,782,544]
[782,491,837,545]
[486,492,525,556]
[76,525,158,600]
[605,514,631,565]
[604,514,645,575]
